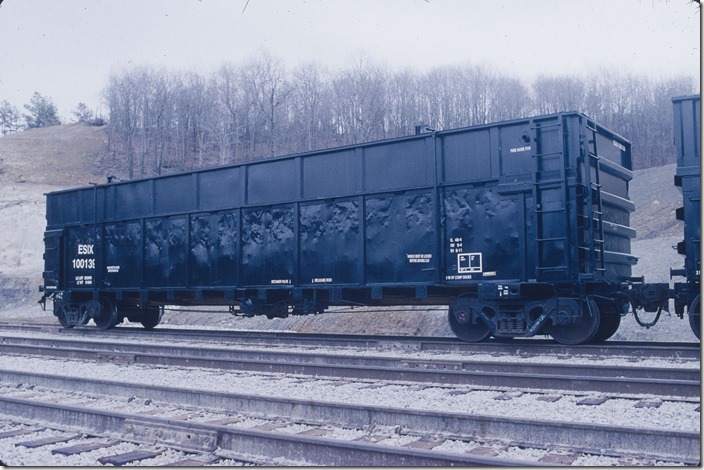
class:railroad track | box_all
[0,332,699,397]
[1,321,700,358]
[0,390,530,467]
[0,368,699,466]
[0,418,237,466]
[0,327,701,465]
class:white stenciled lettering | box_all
[77,244,94,255]
[509,145,531,153]
[75,275,93,286]
[407,254,432,263]
[612,140,626,152]
[72,258,96,270]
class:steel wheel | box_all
[589,302,621,343]
[688,295,700,340]
[547,297,600,345]
[140,306,163,330]
[56,305,75,329]
[94,300,118,330]
[448,295,491,343]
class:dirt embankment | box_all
[0,124,110,311]
[0,123,109,186]
[629,164,683,240]
[0,124,695,341]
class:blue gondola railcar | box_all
[40,111,643,344]
[671,95,701,339]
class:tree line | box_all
[0,93,101,135]
[2,52,698,177]
[103,54,697,178]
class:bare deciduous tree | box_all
[332,54,388,145]
[242,51,292,157]
[293,61,329,151]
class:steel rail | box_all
[0,336,699,397]
[0,394,539,466]
[0,322,699,360]
[0,334,700,381]
[0,369,699,462]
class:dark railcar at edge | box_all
[40,111,645,344]
[671,95,701,339]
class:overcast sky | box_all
[0,0,700,121]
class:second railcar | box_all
[41,111,637,344]
[671,95,701,339]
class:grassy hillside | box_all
[0,123,109,186]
